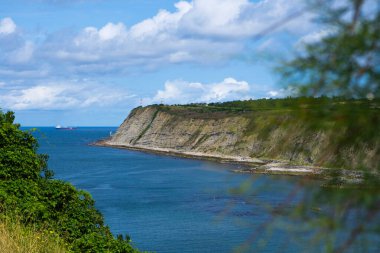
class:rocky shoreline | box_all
[93,139,324,177]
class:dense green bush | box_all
[0,110,138,253]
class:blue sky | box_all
[0,0,337,126]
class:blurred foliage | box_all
[280,0,379,98]
[277,0,380,179]
[200,1,379,252]
[0,110,139,252]
[273,0,380,252]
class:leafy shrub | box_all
[0,111,138,253]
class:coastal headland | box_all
[95,98,379,178]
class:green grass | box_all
[0,217,67,253]
[153,97,380,115]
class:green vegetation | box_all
[0,111,138,252]
[277,0,380,178]
[0,218,66,253]
[254,0,380,251]
[155,96,380,170]
[280,1,379,98]
[153,96,379,115]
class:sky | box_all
[0,0,348,126]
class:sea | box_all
[26,127,376,253]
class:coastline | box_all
[93,139,324,177]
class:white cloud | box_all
[98,22,126,41]
[35,0,316,74]
[0,0,332,85]
[0,17,16,35]
[168,51,192,63]
[180,0,254,37]
[150,77,251,104]
[8,41,35,64]
[181,0,315,38]
[129,1,191,40]
[0,68,49,78]
[0,80,134,110]
[0,18,37,75]
[297,28,336,46]
[52,2,197,66]
[268,90,280,97]
[266,86,298,98]
[202,78,250,101]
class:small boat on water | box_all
[55,125,76,130]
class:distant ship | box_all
[55,125,76,130]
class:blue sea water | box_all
[26,127,375,253]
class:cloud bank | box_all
[149,78,251,104]
[0,0,318,78]
[0,80,133,110]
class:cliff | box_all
[101,101,379,173]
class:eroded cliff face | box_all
[109,106,249,154]
[106,105,378,170]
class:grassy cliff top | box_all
[139,97,380,119]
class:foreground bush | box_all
[0,110,138,252]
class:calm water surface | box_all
[31,127,318,252]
